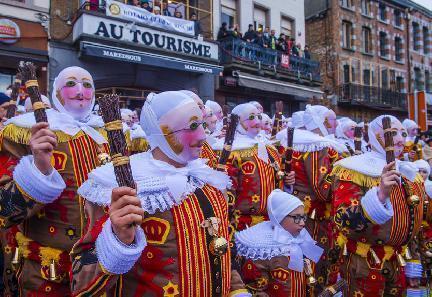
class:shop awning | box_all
[233,71,323,99]
[0,47,48,63]
[80,42,223,75]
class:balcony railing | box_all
[219,38,321,82]
[338,83,407,109]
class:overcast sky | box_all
[412,0,432,10]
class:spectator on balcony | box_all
[291,42,300,56]
[287,37,294,54]
[277,33,288,52]
[190,13,202,37]
[229,24,242,39]
[174,10,183,18]
[254,30,266,47]
[141,0,152,12]
[162,2,171,16]
[267,29,278,50]
[263,27,270,47]
[129,0,140,7]
[304,45,311,59]
[217,22,229,40]
[243,24,257,43]
[153,6,161,15]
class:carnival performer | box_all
[0,66,108,296]
[211,103,295,237]
[257,113,272,140]
[331,115,425,296]
[335,117,357,157]
[280,105,342,292]
[71,91,250,296]
[413,159,432,292]
[180,90,218,169]
[205,100,224,138]
[235,189,323,296]
[121,108,149,154]
[402,119,423,161]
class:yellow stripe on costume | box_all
[330,165,381,188]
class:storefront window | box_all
[0,69,14,93]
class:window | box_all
[426,71,431,93]
[381,67,388,89]
[379,31,388,57]
[396,76,404,92]
[343,64,350,83]
[379,4,387,21]
[221,0,237,29]
[394,10,402,27]
[0,69,15,93]
[352,59,360,83]
[390,70,396,90]
[253,6,268,32]
[362,27,372,53]
[361,0,370,16]
[423,27,429,54]
[413,22,420,51]
[414,67,423,91]
[281,17,294,38]
[342,21,353,49]
[363,69,371,85]
[340,0,352,9]
[395,37,403,61]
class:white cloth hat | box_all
[303,105,330,136]
[402,119,418,131]
[414,159,430,177]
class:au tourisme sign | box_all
[73,14,218,60]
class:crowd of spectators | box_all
[127,0,202,36]
[217,23,311,59]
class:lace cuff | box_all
[360,187,393,224]
[96,219,146,274]
[13,155,66,204]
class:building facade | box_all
[305,0,432,122]
[49,0,220,110]
[0,0,49,94]
[213,0,322,114]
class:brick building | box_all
[305,0,432,122]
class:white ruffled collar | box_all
[335,151,418,181]
[5,108,106,144]
[235,221,323,272]
[211,133,270,162]
[280,129,347,153]
[78,152,231,214]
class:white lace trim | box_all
[293,142,335,153]
[78,175,205,214]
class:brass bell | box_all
[397,253,406,267]
[370,249,381,265]
[310,209,316,220]
[49,259,57,281]
[12,247,19,265]
[276,171,285,180]
[405,247,412,260]
[342,243,348,256]
[209,236,228,256]
[97,153,111,165]
[408,195,420,206]
[307,275,317,286]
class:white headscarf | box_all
[231,103,269,162]
[291,111,305,128]
[140,91,196,165]
[414,159,431,177]
[205,100,222,115]
[303,105,330,136]
[235,190,323,272]
[402,119,418,131]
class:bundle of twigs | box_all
[18,62,47,123]
[271,101,283,137]
[354,126,363,155]
[217,113,239,172]
[5,73,22,119]
[364,122,371,151]
[98,94,135,189]
[382,116,395,164]
[317,279,348,297]
[283,127,295,173]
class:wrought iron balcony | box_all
[337,83,407,110]
[219,37,321,82]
